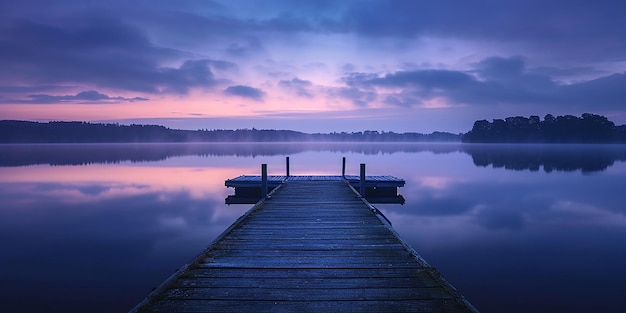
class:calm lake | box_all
[1,143,625,312]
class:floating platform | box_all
[225,175,406,204]
[130,177,478,312]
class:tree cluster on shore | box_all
[462,113,626,143]
[0,120,461,143]
[4,113,625,144]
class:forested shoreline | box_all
[462,113,626,143]
[3,113,626,143]
[0,120,460,143]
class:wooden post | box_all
[360,163,366,196]
[342,157,346,178]
[261,163,268,198]
[286,157,290,177]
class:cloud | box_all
[475,206,525,231]
[347,70,475,90]
[1,0,625,124]
[529,66,608,81]
[560,73,626,107]
[475,56,526,80]
[0,85,69,93]
[278,77,314,98]
[340,56,626,110]
[205,60,239,72]
[258,13,315,32]
[179,0,626,66]
[328,87,377,107]
[340,63,357,73]
[328,1,626,60]
[1,90,149,104]
[0,18,235,95]
[383,94,422,107]
[342,69,476,107]
[226,36,264,56]
[158,59,227,94]
[223,85,266,101]
[4,1,626,67]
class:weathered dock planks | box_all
[130,180,477,313]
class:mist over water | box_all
[1,143,625,312]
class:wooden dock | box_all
[130,177,477,312]
[225,175,405,187]
[225,175,406,204]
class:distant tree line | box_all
[0,120,461,143]
[463,113,626,143]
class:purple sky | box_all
[1,0,626,133]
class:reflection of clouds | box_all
[473,204,525,231]
[407,176,473,216]
[210,205,249,223]
[379,209,482,249]
[381,201,525,249]
[549,200,626,225]
[158,215,187,228]
[381,169,626,243]
[399,176,476,216]
[408,196,475,216]
[6,183,154,205]
[75,185,112,195]
[0,181,240,311]
[0,165,237,200]
[416,176,463,190]
[393,169,626,229]
[2,144,626,313]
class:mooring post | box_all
[342,157,346,178]
[360,163,366,197]
[286,157,290,177]
[261,163,268,198]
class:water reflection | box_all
[464,144,626,172]
[0,164,250,312]
[376,157,626,313]
[1,143,625,312]
[0,143,455,166]
[2,143,626,173]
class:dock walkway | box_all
[131,179,477,312]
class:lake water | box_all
[1,143,625,313]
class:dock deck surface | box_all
[225,175,405,187]
[131,180,476,312]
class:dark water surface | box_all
[1,143,625,312]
